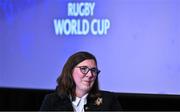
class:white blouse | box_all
[72,94,88,112]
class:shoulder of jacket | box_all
[45,92,71,103]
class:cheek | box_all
[72,70,82,83]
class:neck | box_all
[75,89,88,98]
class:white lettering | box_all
[82,19,89,35]
[54,18,110,36]
[104,19,110,35]
[67,2,95,17]
[91,19,98,35]
[54,19,63,35]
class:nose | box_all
[86,70,94,78]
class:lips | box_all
[82,80,91,85]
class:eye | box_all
[80,66,89,74]
[91,68,96,72]
[91,68,99,75]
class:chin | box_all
[81,85,92,92]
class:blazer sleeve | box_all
[39,94,53,111]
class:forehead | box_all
[77,59,96,67]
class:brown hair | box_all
[56,51,100,101]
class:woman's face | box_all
[72,59,98,96]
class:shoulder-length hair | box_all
[56,51,100,101]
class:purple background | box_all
[0,0,180,95]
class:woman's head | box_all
[56,51,100,99]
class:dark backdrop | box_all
[0,87,180,111]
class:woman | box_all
[40,51,122,111]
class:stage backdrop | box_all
[0,0,180,95]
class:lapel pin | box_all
[95,97,103,106]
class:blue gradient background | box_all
[0,0,180,95]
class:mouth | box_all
[82,80,91,85]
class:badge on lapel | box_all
[95,97,103,106]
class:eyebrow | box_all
[78,66,97,68]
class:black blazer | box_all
[40,90,122,111]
